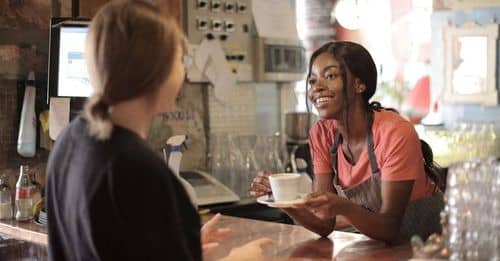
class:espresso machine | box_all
[284,112,316,177]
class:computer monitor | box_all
[47,18,92,103]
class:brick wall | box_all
[0,80,18,169]
[0,0,53,183]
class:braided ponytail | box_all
[84,95,113,140]
[420,140,445,192]
[368,101,444,191]
[368,101,399,113]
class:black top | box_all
[46,117,201,261]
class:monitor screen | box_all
[48,19,92,102]
[57,26,92,97]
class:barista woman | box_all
[251,41,444,243]
[46,1,270,260]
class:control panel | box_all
[255,38,306,82]
[183,0,254,82]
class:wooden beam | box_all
[79,0,109,18]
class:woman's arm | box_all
[304,179,414,243]
[282,208,335,237]
[283,173,337,237]
[342,180,413,242]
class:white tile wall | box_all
[208,83,257,135]
[208,82,284,136]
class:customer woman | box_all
[46,1,270,260]
[251,41,444,243]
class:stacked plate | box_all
[37,210,47,225]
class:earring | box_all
[357,84,366,93]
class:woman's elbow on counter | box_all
[317,229,334,238]
[369,226,401,244]
[310,225,335,238]
[314,217,336,237]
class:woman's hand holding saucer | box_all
[250,170,272,197]
[293,192,348,219]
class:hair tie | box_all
[368,101,382,111]
[94,99,110,118]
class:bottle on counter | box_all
[15,165,34,221]
[0,175,13,220]
[29,170,42,208]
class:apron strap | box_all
[331,131,342,185]
[366,112,380,176]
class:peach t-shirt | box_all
[309,110,435,201]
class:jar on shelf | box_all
[0,175,13,220]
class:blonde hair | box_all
[84,0,183,140]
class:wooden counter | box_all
[206,215,413,260]
[0,215,413,260]
[0,219,47,245]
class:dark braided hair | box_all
[306,41,443,191]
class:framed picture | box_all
[443,22,499,105]
[442,0,500,10]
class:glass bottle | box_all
[0,175,13,220]
[239,135,260,196]
[15,165,34,221]
[227,134,244,197]
[266,134,284,173]
[209,133,230,186]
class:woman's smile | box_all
[314,95,335,109]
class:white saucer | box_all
[256,194,306,208]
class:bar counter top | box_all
[206,215,413,260]
[0,219,47,245]
[0,215,413,260]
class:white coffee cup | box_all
[268,173,301,202]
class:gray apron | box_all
[330,111,444,241]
